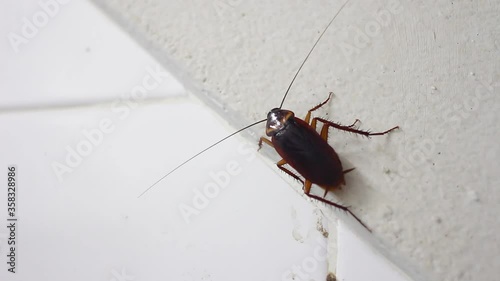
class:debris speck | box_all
[433,216,442,224]
[327,272,337,281]
[316,219,329,238]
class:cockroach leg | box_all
[304,187,371,231]
[275,162,370,231]
[320,122,329,140]
[259,139,304,184]
[310,112,326,138]
[304,92,333,124]
[258,137,274,151]
[303,180,313,195]
[276,159,304,185]
[258,138,305,184]
[314,117,399,137]
[347,119,361,128]
[272,153,371,231]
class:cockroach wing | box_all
[272,117,345,189]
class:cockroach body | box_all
[262,106,347,194]
[259,94,398,229]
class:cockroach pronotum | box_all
[138,0,399,230]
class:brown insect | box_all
[258,93,398,229]
[139,0,398,230]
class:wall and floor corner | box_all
[2,0,499,280]
[89,1,500,280]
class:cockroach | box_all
[258,93,398,229]
[138,0,398,230]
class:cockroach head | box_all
[266,108,294,136]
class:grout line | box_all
[0,95,188,115]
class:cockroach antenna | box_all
[279,0,352,109]
[137,119,265,198]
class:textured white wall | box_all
[91,0,500,280]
